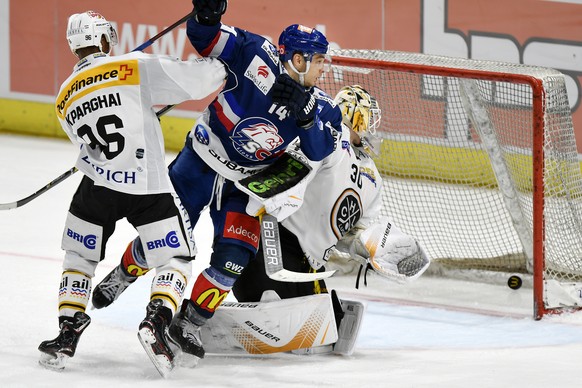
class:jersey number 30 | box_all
[350,163,363,189]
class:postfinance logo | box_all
[56,60,140,119]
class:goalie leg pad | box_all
[201,291,338,355]
[332,294,365,356]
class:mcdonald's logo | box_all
[195,288,228,312]
[126,264,149,277]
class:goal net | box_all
[322,49,582,319]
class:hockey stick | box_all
[0,167,79,211]
[260,212,336,282]
[133,11,194,52]
[0,106,176,211]
[0,12,194,211]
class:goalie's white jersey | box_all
[55,51,225,194]
[282,126,384,269]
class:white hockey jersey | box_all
[55,51,226,194]
[281,126,384,269]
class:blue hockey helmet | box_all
[278,24,329,62]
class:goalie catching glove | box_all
[336,217,430,283]
[270,74,317,129]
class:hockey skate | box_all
[38,311,91,371]
[92,265,137,309]
[168,301,205,368]
[137,299,175,378]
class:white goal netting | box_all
[323,49,582,317]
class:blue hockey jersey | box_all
[185,18,341,181]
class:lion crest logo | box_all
[231,117,284,161]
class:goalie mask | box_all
[66,11,118,55]
[334,85,383,156]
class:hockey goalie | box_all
[201,85,430,357]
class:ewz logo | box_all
[66,228,97,250]
[146,231,181,250]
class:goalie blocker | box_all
[237,151,336,282]
[237,150,312,201]
[200,290,364,356]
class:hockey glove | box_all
[270,74,317,129]
[245,177,308,222]
[358,218,430,283]
[193,0,228,26]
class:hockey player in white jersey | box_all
[232,85,430,354]
[38,11,226,372]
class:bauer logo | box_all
[194,124,210,145]
[66,228,97,250]
[146,231,181,250]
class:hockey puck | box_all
[507,275,523,290]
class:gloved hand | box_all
[358,219,430,283]
[193,0,228,26]
[270,74,317,128]
[245,177,308,222]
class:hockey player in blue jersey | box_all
[161,1,343,370]
[91,0,343,375]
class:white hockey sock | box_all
[58,270,92,318]
[150,269,188,314]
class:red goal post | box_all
[323,49,582,319]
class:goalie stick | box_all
[0,12,193,211]
[236,152,335,282]
[260,213,336,282]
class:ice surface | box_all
[2,134,582,387]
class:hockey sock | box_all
[121,237,149,277]
[58,270,91,320]
[150,269,188,314]
[189,267,234,321]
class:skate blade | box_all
[138,327,174,378]
[167,336,200,369]
[175,351,200,368]
[38,352,67,371]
